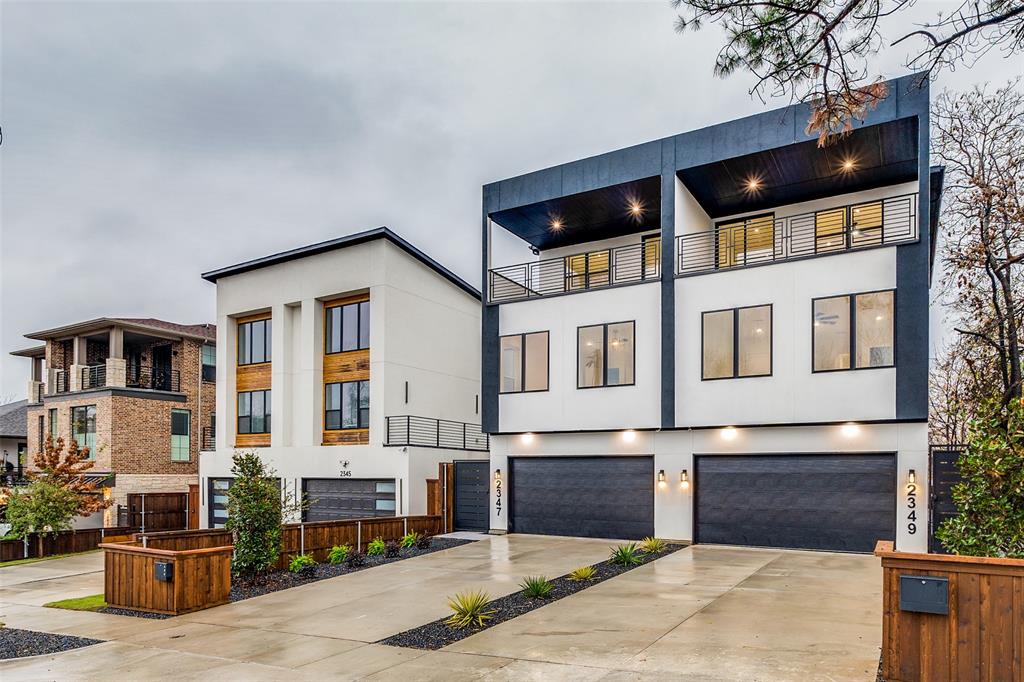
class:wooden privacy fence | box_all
[875,541,1024,682]
[101,541,232,615]
[119,492,188,532]
[0,526,138,562]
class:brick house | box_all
[11,318,216,527]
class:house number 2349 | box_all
[906,483,917,535]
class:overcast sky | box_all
[1,1,1019,399]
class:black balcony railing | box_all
[201,426,216,451]
[676,193,918,275]
[32,383,45,403]
[55,370,70,394]
[81,365,107,390]
[127,364,180,392]
[385,416,489,451]
[489,240,660,303]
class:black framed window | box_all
[171,409,191,462]
[813,290,894,372]
[238,390,272,434]
[577,321,635,388]
[499,331,549,393]
[71,405,97,458]
[48,408,58,441]
[238,318,271,365]
[325,300,370,354]
[201,344,216,381]
[702,304,772,380]
[325,380,369,430]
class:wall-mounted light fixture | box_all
[622,429,637,443]
[680,470,689,489]
[908,469,916,485]
[494,468,501,480]
[721,426,737,441]
[841,422,860,438]
[521,432,534,445]
[658,469,666,483]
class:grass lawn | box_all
[0,549,101,569]
[43,594,107,611]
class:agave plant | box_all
[639,537,668,554]
[567,565,597,582]
[446,590,496,629]
[609,543,643,567]
[520,575,554,599]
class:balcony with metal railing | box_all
[676,193,918,276]
[201,426,216,451]
[488,240,660,304]
[384,415,489,451]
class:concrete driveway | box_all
[0,535,882,681]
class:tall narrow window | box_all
[813,290,894,372]
[38,415,45,453]
[325,300,370,353]
[237,390,271,434]
[201,344,216,382]
[170,409,191,461]
[48,408,58,442]
[701,305,772,379]
[499,331,549,393]
[325,380,369,430]
[642,234,661,280]
[238,318,271,365]
[578,321,635,388]
[71,405,97,458]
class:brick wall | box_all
[46,339,73,371]
[25,394,114,471]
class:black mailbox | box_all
[899,575,948,615]
[155,561,174,583]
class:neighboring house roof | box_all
[9,345,46,358]
[200,226,481,300]
[23,318,216,343]
[0,400,28,439]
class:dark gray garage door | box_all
[695,454,895,552]
[510,456,654,540]
[454,461,489,531]
[303,479,396,522]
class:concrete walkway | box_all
[0,536,882,681]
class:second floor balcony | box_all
[79,363,181,392]
[384,415,489,451]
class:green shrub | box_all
[366,537,386,556]
[289,554,316,573]
[445,590,496,629]
[416,533,433,549]
[937,397,1024,558]
[519,575,554,599]
[609,543,643,566]
[384,540,401,558]
[5,479,80,542]
[639,537,668,554]
[567,565,597,582]
[399,532,420,548]
[327,544,351,565]
[345,550,367,567]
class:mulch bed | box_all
[0,627,102,660]
[379,543,686,650]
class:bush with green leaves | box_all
[328,544,351,565]
[225,451,305,577]
[289,554,317,574]
[399,532,420,549]
[416,533,433,549]
[609,543,643,566]
[5,479,80,547]
[366,537,386,556]
[567,565,597,582]
[446,590,496,629]
[384,540,401,558]
[345,550,367,567]
[520,575,554,599]
[639,537,668,554]
[937,397,1024,558]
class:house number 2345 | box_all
[906,483,917,535]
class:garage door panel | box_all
[695,454,895,553]
[511,457,653,540]
[304,478,396,522]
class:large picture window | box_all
[238,390,272,434]
[813,290,894,372]
[325,380,369,430]
[702,305,772,380]
[238,318,271,365]
[499,331,549,393]
[578,321,635,388]
[325,300,370,354]
[71,405,96,458]
[170,409,191,461]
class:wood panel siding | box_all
[236,362,271,391]
[236,311,272,324]
[322,293,369,445]
[875,541,1024,682]
[324,292,370,308]
[236,432,270,448]
[101,542,232,615]
[323,349,370,383]
[323,428,370,445]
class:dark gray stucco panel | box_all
[660,140,676,429]
[482,185,501,433]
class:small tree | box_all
[31,436,111,517]
[6,479,82,554]
[936,397,1024,559]
[226,451,303,577]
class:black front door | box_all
[929,446,962,554]
[454,461,489,531]
[152,345,172,391]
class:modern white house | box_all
[198,228,489,529]
[481,74,940,553]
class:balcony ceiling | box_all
[678,117,919,219]
[490,176,661,250]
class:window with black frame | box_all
[701,305,772,380]
[325,300,369,354]
[238,389,272,434]
[813,290,894,372]
[201,344,216,381]
[325,380,369,430]
[71,405,97,458]
[237,318,271,365]
[578,321,635,388]
[499,331,549,393]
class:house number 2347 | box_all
[494,479,502,517]
[906,483,917,535]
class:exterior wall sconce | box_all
[680,470,689,489]
[908,469,916,485]
[721,426,737,441]
[494,468,501,480]
[658,469,666,483]
[520,433,534,445]
[841,422,860,437]
[622,429,637,443]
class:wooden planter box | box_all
[875,540,1024,681]
[101,542,233,615]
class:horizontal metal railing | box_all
[385,415,489,451]
[201,426,216,451]
[127,364,181,392]
[81,365,107,390]
[677,193,917,275]
[55,370,70,394]
[33,383,45,403]
[489,240,659,303]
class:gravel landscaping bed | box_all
[379,543,686,650]
[97,606,172,619]
[0,628,102,660]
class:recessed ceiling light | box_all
[841,158,856,172]
[549,218,563,231]
[745,177,762,192]
[627,199,644,217]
